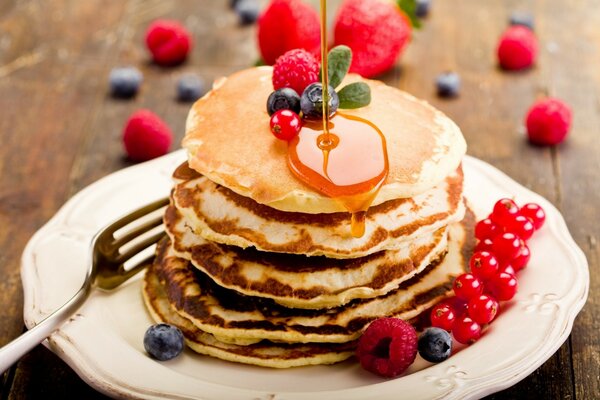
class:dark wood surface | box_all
[0,0,598,398]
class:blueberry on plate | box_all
[418,327,452,363]
[267,88,301,115]
[109,67,142,98]
[177,74,206,102]
[436,71,460,98]
[235,0,260,25]
[144,324,185,361]
[300,83,339,119]
[416,0,432,18]
[509,12,534,31]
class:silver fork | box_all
[0,197,170,374]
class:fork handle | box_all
[0,283,91,374]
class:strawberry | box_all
[333,0,412,78]
[257,0,320,65]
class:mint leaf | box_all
[338,82,371,109]
[327,45,352,89]
[253,58,266,67]
[397,0,422,29]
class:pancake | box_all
[166,204,449,309]
[143,268,356,368]
[182,67,467,213]
[145,211,473,345]
[172,165,465,258]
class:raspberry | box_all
[145,20,192,66]
[356,318,417,378]
[122,110,173,161]
[334,0,411,78]
[272,49,320,95]
[525,98,572,146]
[497,26,537,70]
[257,0,320,65]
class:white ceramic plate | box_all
[21,151,588,400]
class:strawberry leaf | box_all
[338,82,371,109]
[397,0,422,29]
[254,58,266,67]
[327,45,352,89]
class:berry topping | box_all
[512,241,531,271]
[267,87,302,115]
[235,0,260,25]
[488,272,519,301]
[467,295,499,325]
[475,238,494,253]
[520,203,546,230]
[452,316,482,344]
[300,83,339,119]
[491,198,520,227]
[499,263,517,276]
[418,328,452,363]
[122,110,173,161]
[470,251,500,280]
[475,218,500,241]
[176,74,206,102]
[145,20,192,66]
[333,0,412,78]
[356,318,418,378]
[491,232,522,262]
[415,0,432,18]
[272,49,320,95]
[270,109,302,141]
[257,0,320,65]
[436,72,460,98]
[504,215,535,241]
[525,98,572,146]
[453,273,484,301]
[144,324,184,361]
[509,12,534,31]
[441,296,469,318]
[430,303,456,331]
[109,67,143,98]
[497,26,537,70]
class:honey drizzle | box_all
[286,0,389,238]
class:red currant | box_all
[499,263,516,276]
[475,238,494,253]
[505,215,535,241]
[453,273,484,301]
[475,218,500,241]
[430,303,456,331]
[269,109,301,141]
[520,203,546,230]
[440,296,468,318]
[491,232,522,262]
[452,316,482,344]
[468,295,499,325]
[469,251,499,280]
[512,241,531,271]
[488,272,518,301]
[490,198,519,227]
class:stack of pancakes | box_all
[143,67,472,368]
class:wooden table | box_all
[0,0,597,398]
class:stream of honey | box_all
[287,0,389,238]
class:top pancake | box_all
[183,67,466,214]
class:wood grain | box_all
[0,0,597,399]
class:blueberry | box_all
[418,327,452,363]
[109,67,142,98]
[416,0,432,18]
[267,88,301,116]
[509,12,534,31]
[144,324,184,361]
[436,71,460,98]
[177,74,206,102]
[235,0,259,25]
[300,83,339,119]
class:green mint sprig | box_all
[324,45,371,109]
[397,0,422,29]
